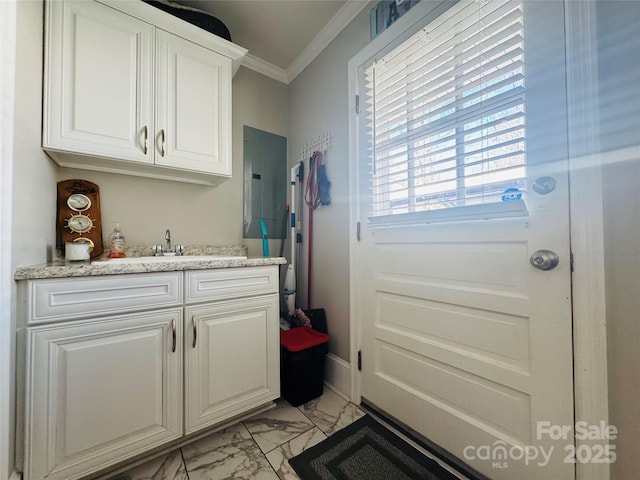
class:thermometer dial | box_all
[67,193,91,212]
[67,214,94,234]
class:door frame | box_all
[0,1,17,479]
[564,2,609,479]
[346,2,609,479]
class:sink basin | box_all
[93,255,247,264]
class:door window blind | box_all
[364,0,526,222]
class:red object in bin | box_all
[280,327,329,352]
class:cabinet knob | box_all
[160,129,166,157]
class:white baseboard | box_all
[324,353,352,399]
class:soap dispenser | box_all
[108,223,127,258]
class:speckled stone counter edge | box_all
[14,245,287,281]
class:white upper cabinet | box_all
[155,30,231,175]
[43,1,154,164]
[43,0,247,185]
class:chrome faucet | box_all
[153,229,183,256]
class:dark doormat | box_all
[288,415,460,480]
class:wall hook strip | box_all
[300,130,333,162]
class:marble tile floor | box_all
[108,387,469,480]
[108,388,367,480]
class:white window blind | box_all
[364,0,527,222]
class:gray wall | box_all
[288,4,372,361]
[10,2,58,474]
[598,2,640,479]
[13,0,57,269]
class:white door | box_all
[155,30,232,176]
[354,1,574,479]
[43,0,154,163]
[25,310,183,480]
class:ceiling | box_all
[174,0,372,82]
[181,0,349,71]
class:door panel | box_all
[44,0,153,162]
[355,1,574,479]
[155,30,231,175]
[184,295,280,434]
[25,310,182,480]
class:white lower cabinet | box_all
[24,310,183,480]
[185,295,280,433]
[22,266,280,480]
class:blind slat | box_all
[373,36,524,116]
[373,120,525,175]
[374,157,526,196]
[374,90,524,153]
[375,53,524,126]
[375,15,524,95]
[374,0,519,78]
[375,68,524,142]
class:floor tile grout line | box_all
[296,404,337,437]
[179,447,191,480]
[297,398,367,435]
[239,419,289,480]
[263,443,282,480]
[261,423,319,456]
[249,399,347,479]
[241,410,318,456]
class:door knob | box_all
[530,249,559,270]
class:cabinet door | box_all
[43,0,153,163]
[24,310,183,480]
[155,30,232,176]
[185,295,280,434]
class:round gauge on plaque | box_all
[67,193,92,212]
[67,214,94,234]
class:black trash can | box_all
[280,326,329,407]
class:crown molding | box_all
[287,0,370,83]
[242,54,289,84]
[241,0,371,84]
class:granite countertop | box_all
[14,245,287,280]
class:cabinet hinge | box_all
[570,251,574,273]
[355,94,360,114]
[357,350,362,371]
[356,222,361,242]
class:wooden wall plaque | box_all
[57,179,104,258]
